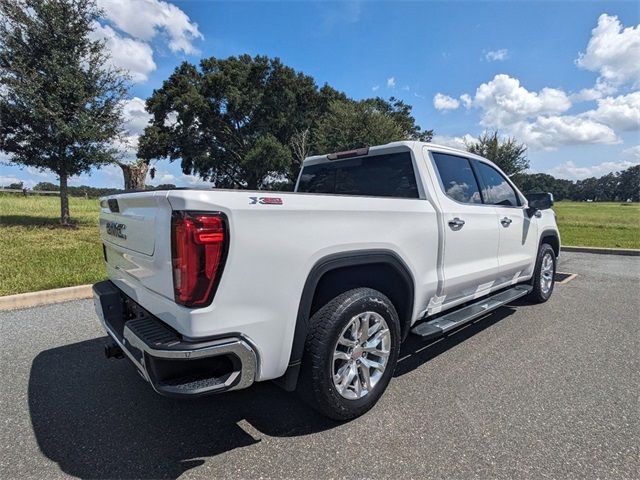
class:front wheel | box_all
[528,243,557,303]
[297,287,400,420]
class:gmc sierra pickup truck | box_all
[93,141,559,420]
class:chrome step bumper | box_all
[93,280,257,397]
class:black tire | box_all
[297,287,400,421]
[528,243,557,303]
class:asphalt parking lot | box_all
[1,252,638,479]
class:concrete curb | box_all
[0,284,93,311]
[562,245,640,256]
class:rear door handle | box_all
[501,217,512,226]
[448,217,465,229]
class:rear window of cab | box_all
[297,152,419,199]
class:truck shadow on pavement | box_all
[28,305,519,479]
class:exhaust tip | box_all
[104,342,124,359]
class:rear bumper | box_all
[92,280,257,397]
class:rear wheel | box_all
[528,243,556,303]
[297,288,400,420]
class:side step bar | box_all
[411,285,532,340]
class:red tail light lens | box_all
[171,212,228,308]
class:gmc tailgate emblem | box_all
[106,222,127,239]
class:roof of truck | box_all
[302,140,482,165]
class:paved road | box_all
[1,252,638,479]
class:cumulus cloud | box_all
[433,93,460,111]
[511,115,619,151]
[0,175,29,187]
[473,74,572,127]
[576,13,640,88]
[387,77,396,88]
[122,97,152,135]
[622,145,640,161]
[548,159,639,180]
[372,85,380,92]
[460,93,473,109]
[147,169,176,185]
[436,72,638,150]
[485,49,509,61]
[97,0,203,54]
[431,134,476,150]
[587,92,640,131]
[91,0,202,83]
[110,97,153,161]
[570,79,617,101]
[90,23,155,82]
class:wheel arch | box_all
[275,249,415,391]
[539,229,560,257]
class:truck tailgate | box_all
[99,191,174,300]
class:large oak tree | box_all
[139,55,432,190]
[0,0,127,224]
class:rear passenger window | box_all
[297,151,419,198]
[473,161,520,207]
[432,152,482,204]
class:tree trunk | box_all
[59,171,70,225]
[246,176,260,190]
[118,161,149,190]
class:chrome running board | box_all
[411,285,532,340]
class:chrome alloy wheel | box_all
[540,252,554,295]
[332,311,391,400]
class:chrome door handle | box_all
[448,217,465,229]
[501,217,512,226]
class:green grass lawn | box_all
[0,195,639,296]
[0,194,104,296]
[554,201,640,250]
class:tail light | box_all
[171,211,229,308]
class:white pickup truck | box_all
[93,141,560,420]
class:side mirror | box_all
[526,192,554,216]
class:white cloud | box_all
[372,85,379,92]
[512,115,618,151]
[387,77,396,88]
[0,176,25,187]
[587,92,640,131]
[570,79,617,101]
[622,145,640,161]
[460,93,473,109]
[97,0,203,54]
[473,74,572,127]
[485,49,509,61]
[320,0,363,29]
[576,14,640,88]
[548,159,639,180]
[110,97,153,161]
[122,97,152,136]
[90,22,155,82]
[431,134,476,150]
[147,169,176,184]
[433,93,460,111]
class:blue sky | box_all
[1,0,638,188]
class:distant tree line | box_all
[0,181,177,197]
[513,166,639,202]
